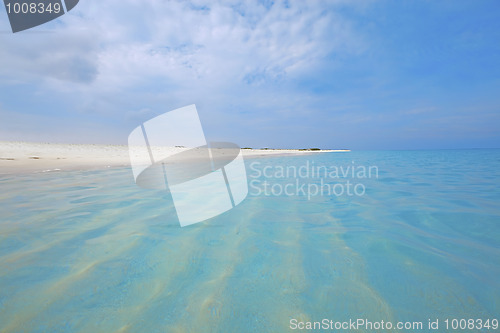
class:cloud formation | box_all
[0,0,499,149]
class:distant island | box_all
[242,147,350,152]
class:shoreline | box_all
[0,141,350,175]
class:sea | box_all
[0,150,499,332]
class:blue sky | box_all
[0,0,499,149]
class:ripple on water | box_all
[0,151,499,332]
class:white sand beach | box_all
[0,141,349,174]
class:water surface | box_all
[0,150,499,332]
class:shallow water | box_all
[0,150,499,332]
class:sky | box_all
[0,0,499,150]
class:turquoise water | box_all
[0,150,499,332]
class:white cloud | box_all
[2,0,363,89]
[0,0,367,144]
